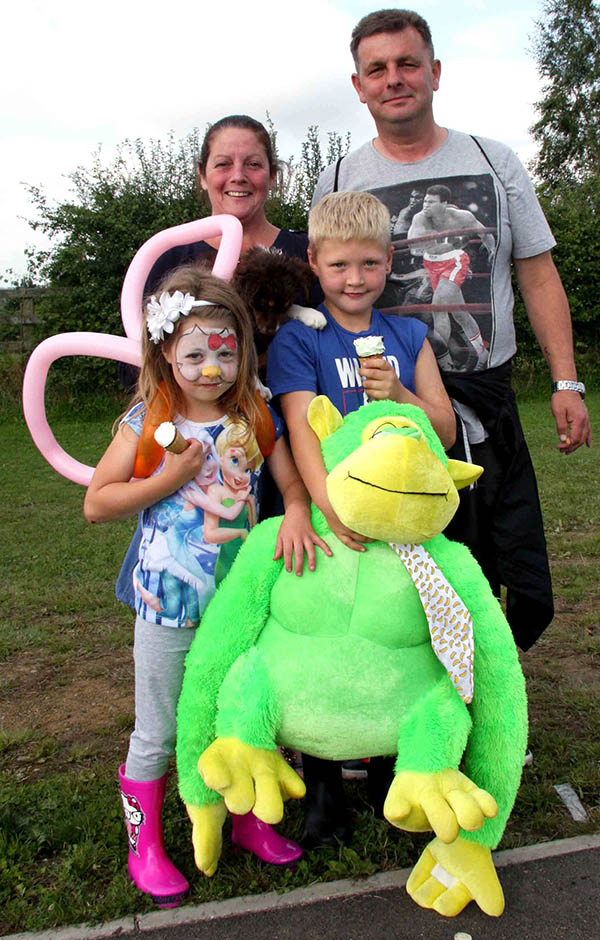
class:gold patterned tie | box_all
[389,542,474,703]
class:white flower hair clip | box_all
[146,291,215,344]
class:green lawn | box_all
[0,393,598,934]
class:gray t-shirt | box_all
[312,130,555,375]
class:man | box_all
[391,186,423,237]
[312,8,591,652]
[408,183,495,370]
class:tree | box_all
[25,132,205,391]
[540,176,600,338]
[513,175,600,355]
[267,120,351,230]
[20,122,351,393]
[529,0,600,188]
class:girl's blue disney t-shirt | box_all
[123,404,282,629]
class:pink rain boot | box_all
[119,764,189,908]
[231,811,302,865]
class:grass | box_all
[0,391,599,935]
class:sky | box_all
[1,0,547,279]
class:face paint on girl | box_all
[175,323,239,384]
[161,317,241,421]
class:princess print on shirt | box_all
[133,419,262,627]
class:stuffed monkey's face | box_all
[326,416,460,543]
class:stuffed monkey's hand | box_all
[384,769,498,843]
[198,737,306,823]
[407,836,504,917]
[185,801,228,876]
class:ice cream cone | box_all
[154,422,189,454]
[353,335,385,367]
[353,336,385,402]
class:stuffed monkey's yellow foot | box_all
[186,801,228,876]
[406,837,505,917]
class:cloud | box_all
[1,0,544,276]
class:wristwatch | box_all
[551,380,586,399]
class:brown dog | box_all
[233,246,326,337]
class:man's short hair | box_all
[309,191,391,254]
[426,184,451,203]
[350,9,435,67]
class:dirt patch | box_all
[0,647,134,781]
[2,591,598,785]
[522,596,599,684]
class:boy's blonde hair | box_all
[308,190,391,255]
[130,264,260,433]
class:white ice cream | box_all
[353,335,385,358]
[154,421,177,448]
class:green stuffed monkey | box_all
[176,398,528,916]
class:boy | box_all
[267,190,455,847]
[267,190,455,552]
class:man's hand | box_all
[551,389,592,453]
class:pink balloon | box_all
[22,215,243,485]
[120,214,242,342]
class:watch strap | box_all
[551,380,585,398]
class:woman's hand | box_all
[274,500,332,575]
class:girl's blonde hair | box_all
[130,264,260,432]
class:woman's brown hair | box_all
[198,115,279,178]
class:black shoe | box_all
[341,759,369,780]
[367,756,395,819]
[301,755,352,848]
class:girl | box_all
[84,264,329,907]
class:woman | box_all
[145,114,312,290]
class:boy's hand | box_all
[323,505,371,553]
[360,358,403,401]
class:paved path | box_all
[7,834,600,940]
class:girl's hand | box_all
[159,439,207,492]
[274,501,332,576]
[359,358,402,401]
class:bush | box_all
[26,133,205,394]
[514,175,600,366]
[18,123,351,397]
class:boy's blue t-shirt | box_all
[267,304,427,415]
